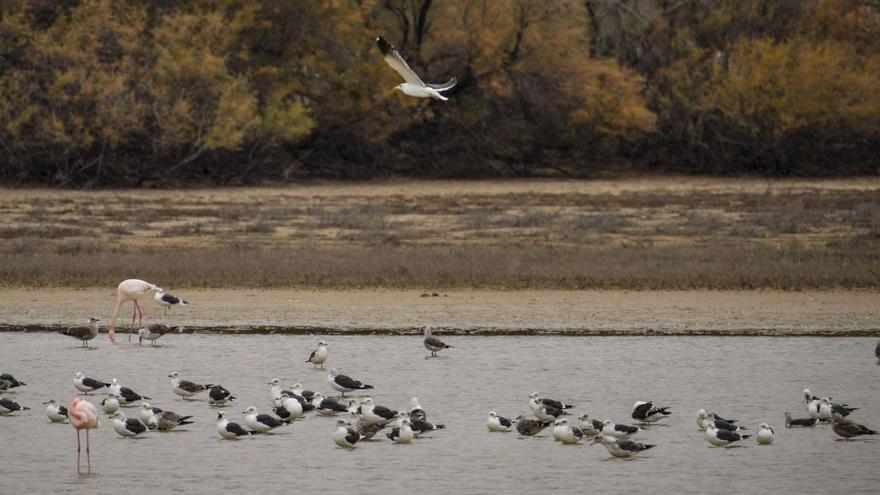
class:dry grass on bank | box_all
[0,179,878,289]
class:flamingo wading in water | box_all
[109,279,160,342]
[69,398,99,473]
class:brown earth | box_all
[1,288,877,336]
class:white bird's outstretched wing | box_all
[376,36,424,87]
[426,77,457,92]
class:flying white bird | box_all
[376,36,456,101]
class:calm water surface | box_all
[0,333,877,494]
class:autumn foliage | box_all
[0,0,877,185]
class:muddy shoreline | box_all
[1,288,876,336]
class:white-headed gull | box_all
[44,399,68,422]
[592,434,654,458]
[387,417,415,444]
[243,406,285,433]
[306,341,328,368]
[487,411,513,432]
[154,289,187,316]
[601,420,641,438]
[360,398,398,426]
[705,422,750,446]
[333,419,361,448]
[169,372,211,399]
[756,423,775,445]
[74,372,110,394]
[208,385,236,406]
[552,418,584,444]
[101,394,119,415]
[111,411,147,438]
[423,327,453,357]
[328,369,373,397]
[529,392,574,410]
[217,411,251,439]
[376,36,456,101]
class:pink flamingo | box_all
[108,279,160,342]
[69,398,99,473]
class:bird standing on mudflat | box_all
[154,289,188,316]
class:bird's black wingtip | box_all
[376,36,392,55]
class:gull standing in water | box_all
[515,416,551,436]
[376,36,456,101]
[601,420,641,439]
[705,422,750,447]
[59,318,100,348]
[217,411,251,439]
[333,419,361,448]
[111,411,148,438]
[756,423,775,445]
[44,399,68,422]
[0,398,29,415]
[831,413,877,440]
[101,394,119,415]
[306,341,328,369]
[138,324,177,346]
[552,419,584,444]
[328,369,373,397]
[423,327,453,357]
[243,406,286,433]
[592,435,654,458]
[169,372,212,399]
[487,411,513,432]
[208,385,236,406]
[784,411,817,428]
[387,417,415,444]
[74,372,110,394]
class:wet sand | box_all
[1,289,877,335]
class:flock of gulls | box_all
[2,276,879,473]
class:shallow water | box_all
[1,333,877,494]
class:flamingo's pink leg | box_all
[76,430,81,473]
[86,430,91,472]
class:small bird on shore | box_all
[109,378,150,406]
[154,289,188,316]
[577,414,604,436]
[306,341,328,369]
[376,36,457,101]
[59,318,101,348]
[423,327,453,357]
[44,399,68,422]
[756,423,775,445]
[831,413,877,440]
[784,411,817,428]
